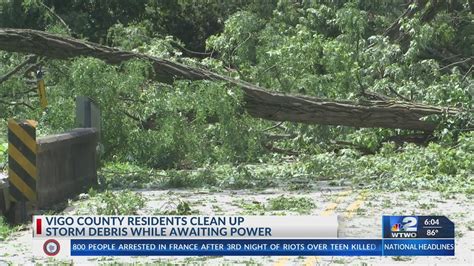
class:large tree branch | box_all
[0,28,466,132]
[243,88,458,132]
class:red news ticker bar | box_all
[36,218,42,234]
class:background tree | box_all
[0,0,472,170]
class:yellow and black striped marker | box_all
[37,78,48,109]
[7,119,38,203]
[37,69,48,109]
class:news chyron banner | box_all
[33,216,338,257]
[32,215,454,257]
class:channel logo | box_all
[390,216,418,238]
[43,239,60,256]
[391,223,402,231]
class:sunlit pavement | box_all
[0,181,473,265]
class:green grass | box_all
[392,256,412,261]
[418,202,436,209]
[95,132,474,199]
[332,258,347,264]
[235,199,266,215]
[99,162,166,189]
[467,221,474,231]
[0,216,15,240]
[74,189,145,215]
[267,195,315,214]
[235,195,315,215]
[155,200,199,215]
[0,140,7,170]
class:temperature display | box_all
[383,216,454,239]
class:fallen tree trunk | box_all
[243,89,460,131]
[0,28,463,131]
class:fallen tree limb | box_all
[383,133,433,146]
[0,99,34,110]
[0,28,466,132]
[243,89,458,131]
[262,142,299,156]
[263,133,297,141]
[0,55,36,84]
[330,140,374,155]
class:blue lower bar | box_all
[70,239,454,256]
[383,239,455,256]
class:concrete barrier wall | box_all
[36,128,98,208]
[0,176,10,215]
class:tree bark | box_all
[0,28,463,131]
[243,88,458,131]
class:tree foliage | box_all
[0,0,472,174]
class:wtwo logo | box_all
[390,216,418,238]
